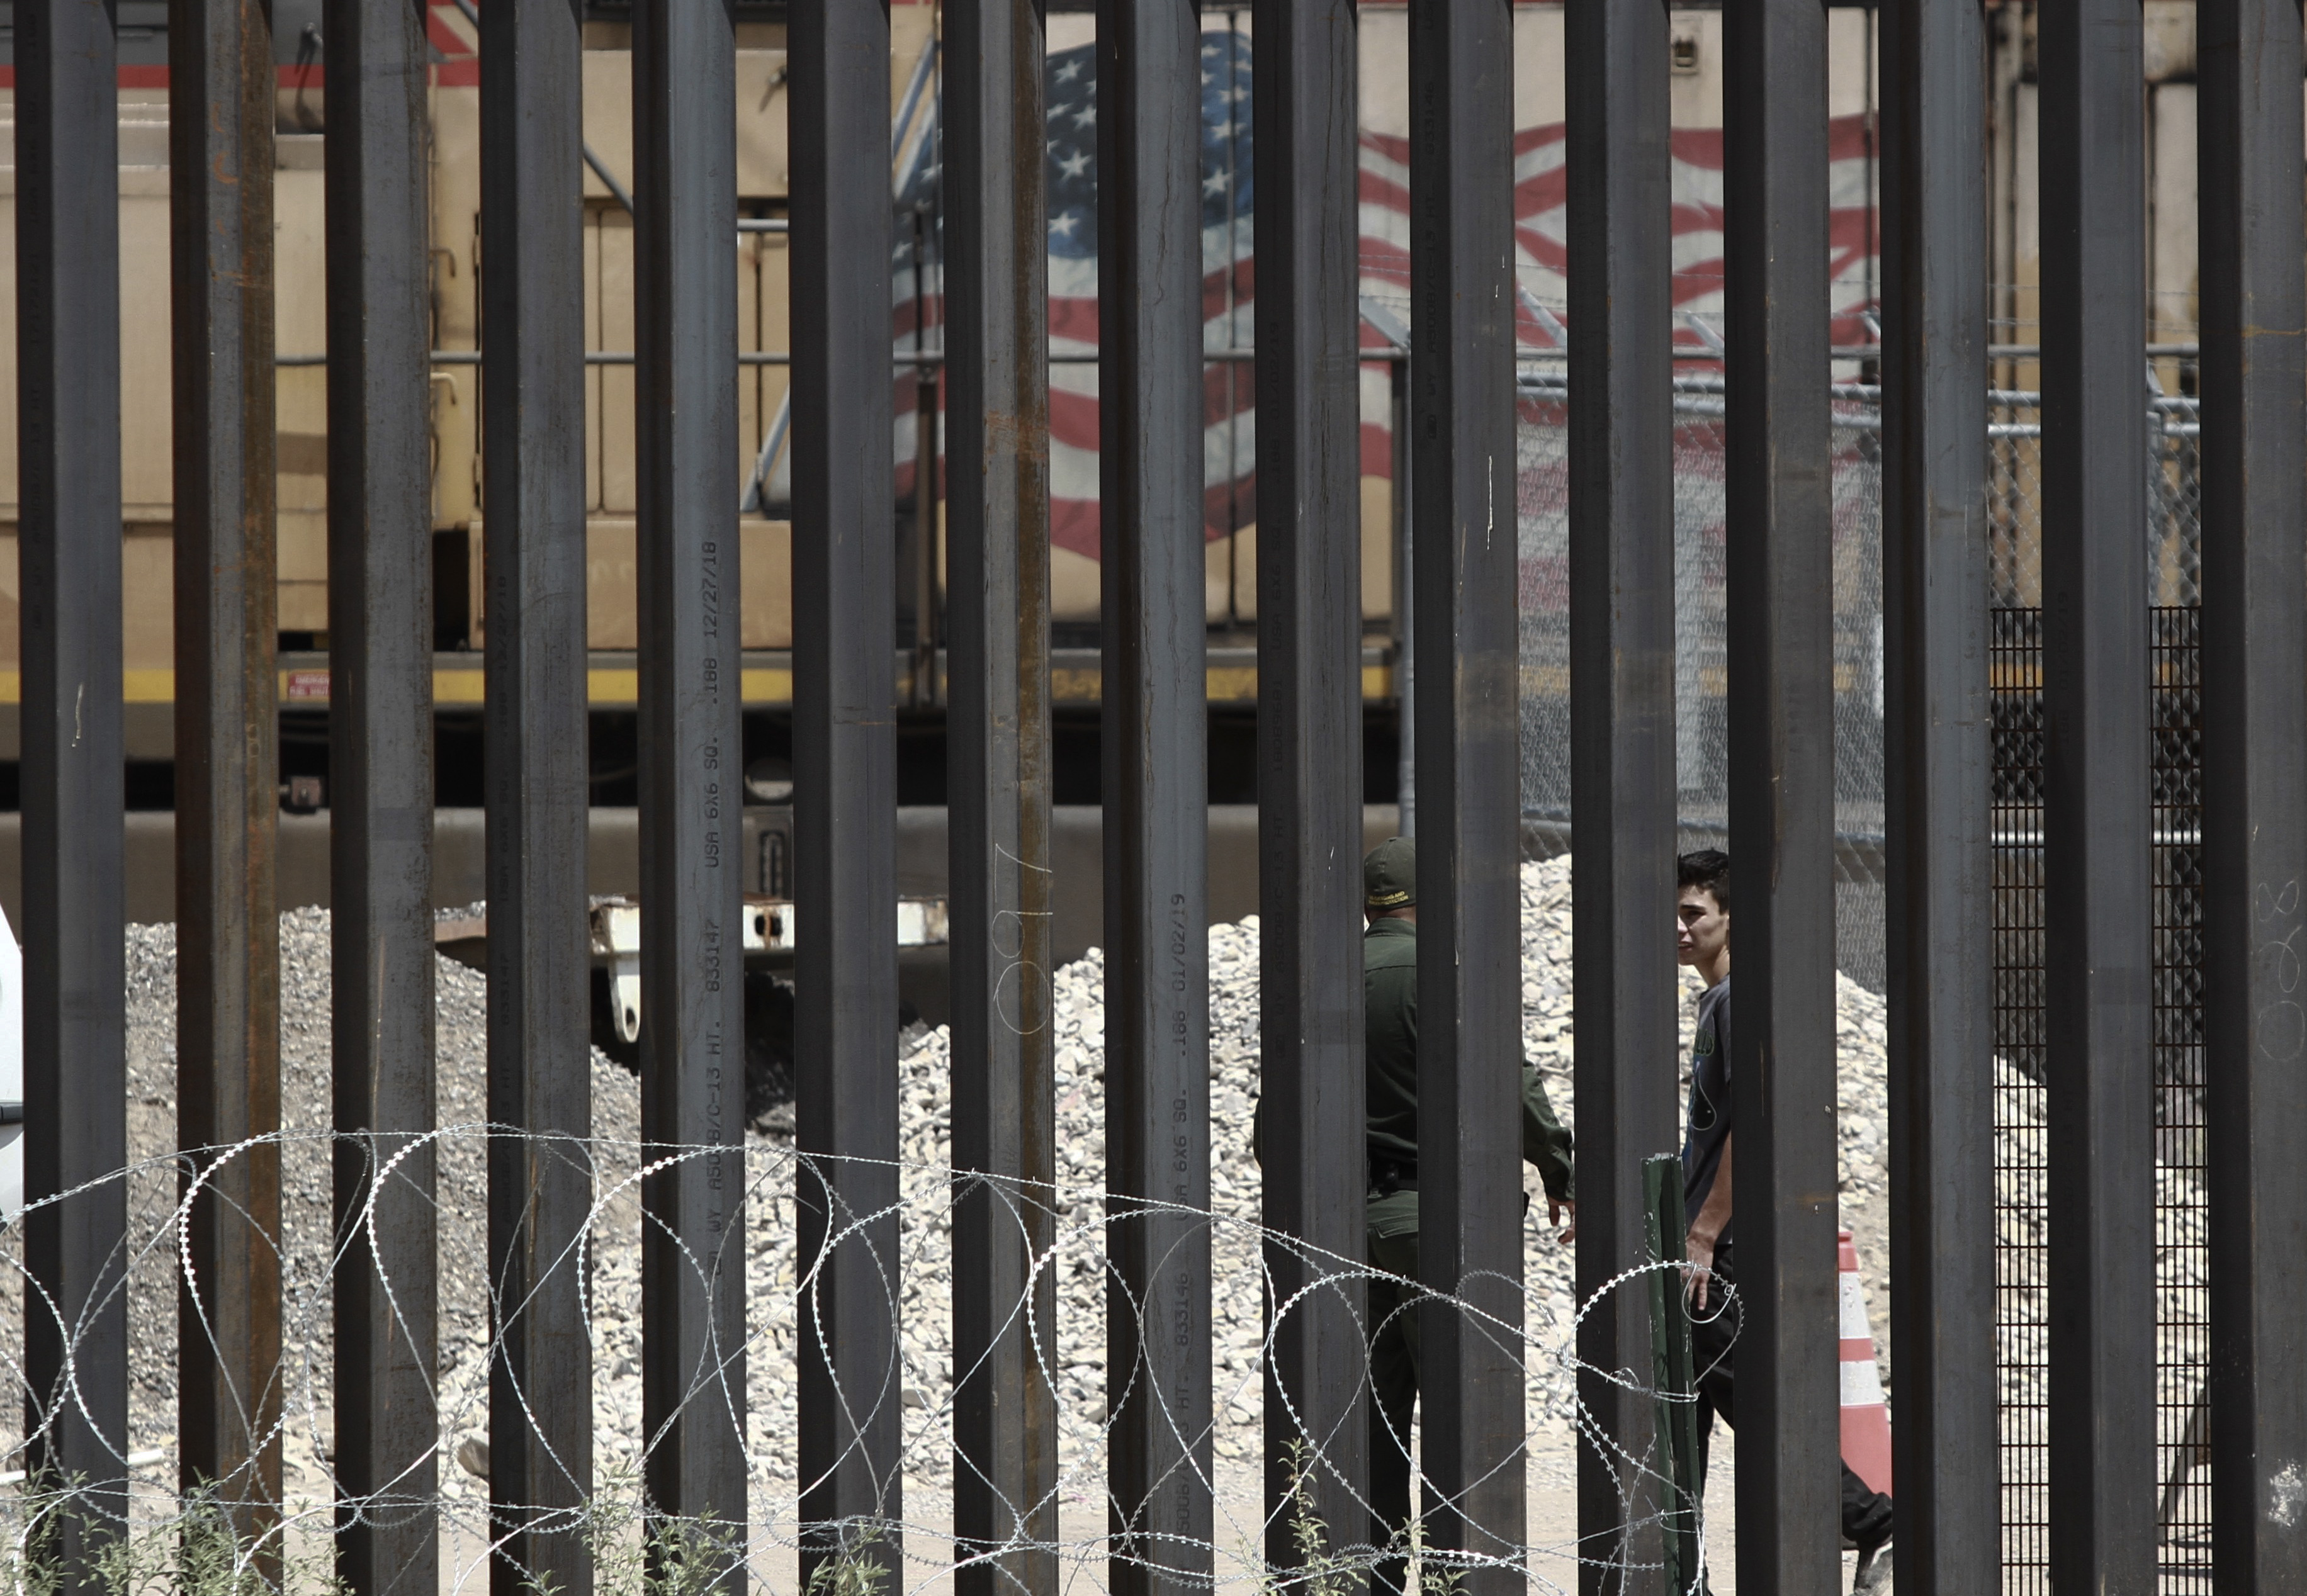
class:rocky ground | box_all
[0,855,2208,1581]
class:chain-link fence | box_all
[1515,359,1891,989]
[1990,366,2205,609]
[1514,353,2205,1000]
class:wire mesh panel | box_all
[1988,603,2210,1593]
[1989,411,2044,607]
[2149,606,2209,1588]
[1992,605,2049,1589]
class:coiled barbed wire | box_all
[0,1130,1721,1596]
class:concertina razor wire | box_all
[2,1116,1734,1596]
[3,346,2210,1596]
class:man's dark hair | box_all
[1678,849,1730,914]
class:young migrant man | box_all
[1674,848,1893,1595]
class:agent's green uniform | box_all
[1348,836,1574,1595]
[1360,911,1574,1595]
[1362,914,1576,1243]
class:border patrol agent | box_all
[1357,837,1575,1593]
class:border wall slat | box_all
[481,0,596,1589]
[168,0,285,1548]
[944,0,1061,1584]
[18,4,130,1583]
[38,16,2264,1596]
[1251,0,1369,1571]
[1564,0,1679,1584]
[325,0,442,1584]
[2197,0,2307,1584]
[1095,1,1216,1588]
[2036,0,2157,1586]
[791,0,901,1575]
[1722,0,1839,1585]
[1880,0,2000,1585]
[1406,3,1526,1590]
[634,0,749,1566]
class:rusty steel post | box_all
[1407,0,1527,1588]
[1722,0,1840,1582]
[1251,0,1368,1573]
[1880,0,1999,1585]
[1565,0,1679,1584]
[911,208,942,711]
[481,0,595,1589]
[18,3,128,1583]
[2037,0,2157,1585]
[944,0,1059,1585]
[633,0,748,1575]
[325,0,441,1586]
[2199,0,2307,1584]
[791,0,902,1576]
[1096,2,1216,1590]
[169,0,284,1546]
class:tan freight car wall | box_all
[0,18,886,669]
[0,6,1321,652]
[1983,0,2202,607]
[0,3,2208,670]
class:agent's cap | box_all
[1364,836,1416,911]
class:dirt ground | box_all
[96,1422,1887,1596]
[407,1434,1888,1596]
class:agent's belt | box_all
[1368,1157,1418,1196]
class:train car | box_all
[0,0,2205,921]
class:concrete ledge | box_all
[0,809,646,927]
[0,804,1732,1014]
[0,806,1413,956]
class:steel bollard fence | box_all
[324,0,443,1589]
[1248,0,1369,1580]
[1565,0,1682,1585]
[19,5,130,1591]
[1095,1,1217,1588]
[479,0,596,1588]
[167,0,286,1557]
[1406,4,1526,1590]
[637,0,750,1576]
[943,0,1060,1587]
[6,7,2303,1596]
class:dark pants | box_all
[1367,1224,1423,1596]
[1688,1242,1895,1553]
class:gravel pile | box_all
[3,857,1953,1526]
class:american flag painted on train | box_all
[888,32,1884,565]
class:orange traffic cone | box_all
[1839,1228,1893,1496]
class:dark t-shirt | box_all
[1680,976,1732,1244]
